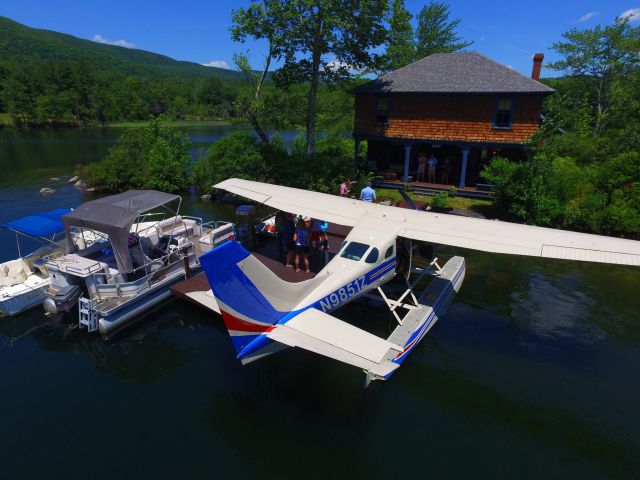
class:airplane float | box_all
[200,179,640,386]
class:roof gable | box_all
[355,52,554,94]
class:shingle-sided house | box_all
[353,52,554,191]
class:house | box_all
[353,52,554,192]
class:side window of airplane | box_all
[340,242,370,261]
[365,248,379,264]
[384,245,394,259]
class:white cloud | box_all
[202,60,230,69]
[619,8,640,22]
[576,11,598,23]
[92,34,135,49]
[506,64,514,70]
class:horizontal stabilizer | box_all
[267,308,401,377]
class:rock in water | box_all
[39,187,56,195]
[201,194,212,200]
[74,180,87,190]
[49,177,60,181]
[68,175,79,183]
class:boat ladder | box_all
[78,296,98,332]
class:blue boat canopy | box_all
[1,208,72,238]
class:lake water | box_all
[0,126,639,479]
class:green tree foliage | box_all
[231,1,282,144]
[482,17,640,238]
[547,18,640,137]
[192,131,275,192]
[85,121,192,193]
[233,0,388,157]
[415,1,472,59]
[383,0,415,72]
[193,130,366,195]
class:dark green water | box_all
[0,127,639,479]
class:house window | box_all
[376,97,389,124]
[494,98,513,129]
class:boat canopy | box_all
[62,190,180,273]
[1,208,72,238]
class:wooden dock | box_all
[171,223,350,312]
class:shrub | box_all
[192,131,284,193]
[430,192,450,210]
[448,186,458,197]
[85,120,191,193]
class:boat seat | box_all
[0,259,31,287]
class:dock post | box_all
[459,149,469,188]
[183,254,192,279]
[403,144,412,183]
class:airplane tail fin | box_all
[200,241,285,356]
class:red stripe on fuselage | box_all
[220,310,273,333]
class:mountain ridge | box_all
[0,16,243,80]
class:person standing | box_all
[293,217,311,273]
[427,153,438,183]
[442,157,452,184]
[417,152,427,182]
[359,182,376,203]
[282,212,295,268]
[339,178,351,197]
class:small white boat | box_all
[0,209,71,316]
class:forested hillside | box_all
[0,16,241,79]
[0,16,245,125]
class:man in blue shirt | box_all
[359,182,376,203]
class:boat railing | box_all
[92,245,195,301]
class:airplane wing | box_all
[214,178,369,227]
[400,209,640,266]
[215,178,640,267]
[267,308,402,377]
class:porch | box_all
[354,137,526,197]
[374,179,494,200]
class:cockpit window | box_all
[340,242,370,261]
[384,245,394,259]
[365,248,379,264]
[339,240,348,252]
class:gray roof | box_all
[355,52,554,94]
[63,190,179,232]
[63,190,180,273]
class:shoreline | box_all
[0,117,244,129]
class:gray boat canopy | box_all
[63,190,180,273]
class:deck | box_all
[171,223,350,309]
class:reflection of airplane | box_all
[201,179,640,386]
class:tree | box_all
[415,1,472,59]
[383,0,415,72]
[233,0,388,157]
[85,121,191,193]
[193,131,276,191]
[547,18,640,137]
[231,0,282,144]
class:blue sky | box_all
[1,0,639,77]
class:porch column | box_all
[353,139,360,174]
[459,148,469,188]
[403,143,412,183]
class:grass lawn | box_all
[376,188,493,213]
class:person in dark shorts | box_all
[282,212,295,268]
[293,217,311,273]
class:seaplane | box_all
[200,179,640,386]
